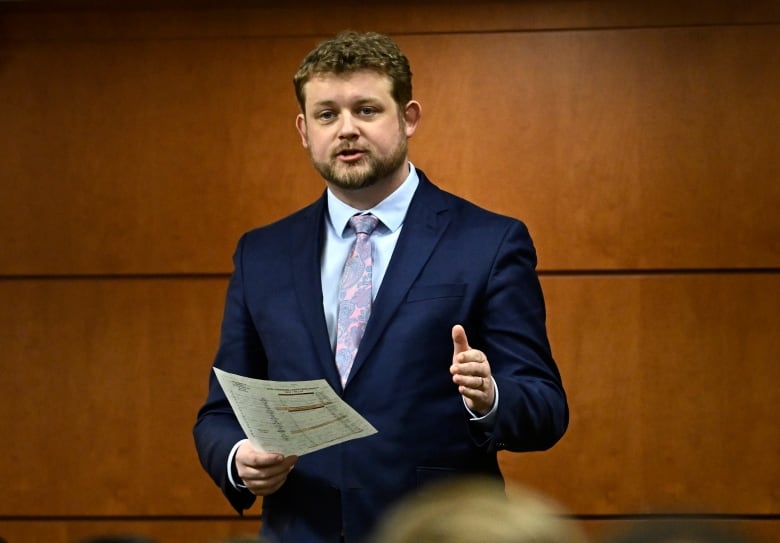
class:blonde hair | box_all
[293,31,412,112]
[370,476,589,543]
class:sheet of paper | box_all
[213,367,378,456]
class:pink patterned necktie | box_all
[335,213,379,386]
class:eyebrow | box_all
[311,97,383,108]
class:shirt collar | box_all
[327,162,419,237]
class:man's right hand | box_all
[235,441,299,496]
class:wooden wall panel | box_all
[0,278,233,517]
[583,519,778,543]
[0,36,317,275]
[501,274,780,515]
[407,27,780,271]
[1,19,778,274]
[502,274,780,515]
[0,519,775,543]
[0,519,260,543]
[2,0,779,40]
[0,275,776,518]
[1,2,778,543]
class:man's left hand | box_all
[450,324,495,416]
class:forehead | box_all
[303,70,394,106]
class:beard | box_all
[310,135,408,191]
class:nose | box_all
[337,112,359,139]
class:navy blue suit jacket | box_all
[194,169,568,543]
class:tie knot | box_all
[349,214,379,236]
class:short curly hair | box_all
[293,31,413,112]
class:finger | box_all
[459,384,482,398]
[452,371,485,388]
[245,471,289,496]
[452,324,470,357]
[237,444,285,469]
[243,462,293,483]
[240,455,298,490]
[246,454,298,476]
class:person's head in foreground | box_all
[369,476,588,543]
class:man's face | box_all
[296,70,420,196]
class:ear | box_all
[295,113,309,148]
[402,100,422,137]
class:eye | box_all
[358,106,377,117]
[316,110,336,123]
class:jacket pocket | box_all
[406,283,466,303]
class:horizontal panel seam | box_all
[572,513,780,520]
[0,515,262,521]
[1,513,778,521]
[1,22,779,45]
[1,269,779,281]
[540,268,780,277]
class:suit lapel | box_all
[290,194,344,389]
[346,174,451,385]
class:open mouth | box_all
[336,148,366,161]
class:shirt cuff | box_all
[464,378,499,426]
[227,438,250,490]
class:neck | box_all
[329,162,410,210]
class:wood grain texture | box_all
[0,3,777,543]
[582,519,778,543]
[0,278,233,516]
[1,0,779,39]
[0,519,260,543]
[0,275,776,517]
[500,274,780,515]
[407,27,780,270]
[0,519,775,543]
[1,20,778,274]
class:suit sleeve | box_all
[193,234,265,513]
[477,220,569,452]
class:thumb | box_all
[452,324,470,357]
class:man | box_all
[194,31,568,543]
